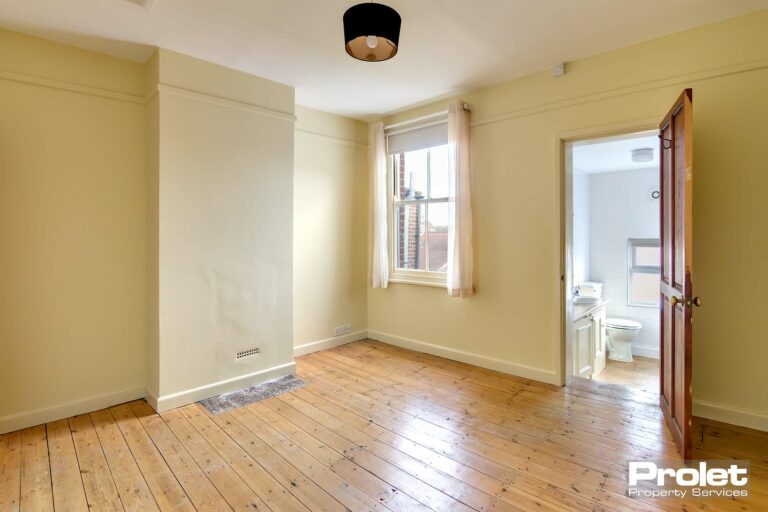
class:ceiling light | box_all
[343,3,401,62]
[631,148,654,163]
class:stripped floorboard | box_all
[0,340,765,511]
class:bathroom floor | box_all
[594,356,659,393]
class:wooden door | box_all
[659,89,699,459]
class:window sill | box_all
[628,302,660,309]
[389,273,447,289]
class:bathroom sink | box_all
[574,296,600,305]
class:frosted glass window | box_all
[635,246,660,267]
[630,273,660,305]
[628,239,661,307]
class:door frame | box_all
[556,118,660,385]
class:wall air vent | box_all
[235,347,260,360]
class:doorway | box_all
[563,130,662,395]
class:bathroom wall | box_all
[572,169,590,286]
[589,168,660,357]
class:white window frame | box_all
[387,147,449,288]
[627,238,661,307]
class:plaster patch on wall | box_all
[209,263,279,364]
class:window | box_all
[628,239,661,307]
[386,119,449,286]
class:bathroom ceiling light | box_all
[631,147,654,163]
[343,2,401,62]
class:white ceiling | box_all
[573,133,659,174]
[1,1,766,120]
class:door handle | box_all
[687,297,702,307]
[669,296,684,306]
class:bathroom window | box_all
[628,239,661,307]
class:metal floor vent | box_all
[236,347,260,360]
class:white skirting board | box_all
[293,330,368,357]
[367,330,560,385]
[5,337,763,434]
[367,331,767,432]
[631,346,660,359]
[693,399,768,432]
[150,361,296,413]
[0,386,146,435]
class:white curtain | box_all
[447,99,474,297]
[370,122,389,288]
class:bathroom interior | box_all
[569,132,661,393]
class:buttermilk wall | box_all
[369,10,768,430]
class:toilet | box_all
[605,318,642,362]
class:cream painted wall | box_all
[0,30,147,432]
[293,106,368,354]
[3,9,767,432]
[0,31,326,428]
[145,52,160,400]
[149,50,296,410]
[369,11,768,428]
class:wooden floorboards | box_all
[0,340,766,511]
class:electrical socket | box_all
[334,324,352,336]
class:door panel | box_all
[592,308,606,376]
[674,306,686,423]
[659,89,694,460]
[662,298,673,411]
[574,317,594,378]
[673,111,687,289]
[662,122,672,284]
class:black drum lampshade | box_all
[343,3,401,62]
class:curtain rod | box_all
[383,103,471,131]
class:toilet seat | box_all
[606,318,642,330]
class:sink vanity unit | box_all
[572,299,608,379]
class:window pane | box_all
[629,272,660,305]
[395,149,428,201]
[429,144,450,199]
[395,203,426,270]
[427,203,449,272]
[635,245,660,267]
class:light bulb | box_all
[366,35,378,49]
